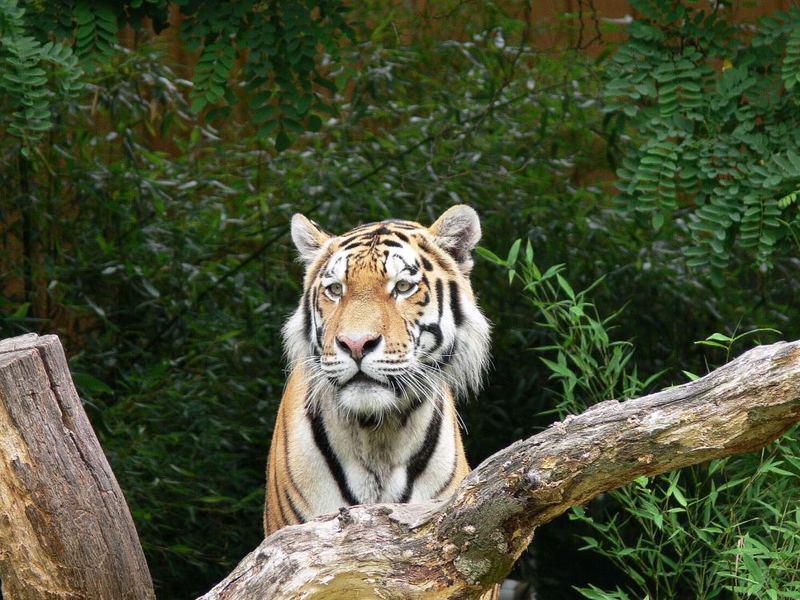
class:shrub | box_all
[483,242,800,599]
[604,1,800,278]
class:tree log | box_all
[0,334,154,600]
[199,340,800,600]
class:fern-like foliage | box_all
[605,1,800,277]
[178,0,352,150]
[4,1,353,151]
[0,0,84,153]
[73,1,118,65]
[782,26,800,92]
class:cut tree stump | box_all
[0,334,154,600]
[1,333,799,600]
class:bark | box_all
[0,334,154,600]
[200,340,800,600]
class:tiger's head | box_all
[283,205,491,422]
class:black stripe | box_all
[303,291,312,340]
[394,256,419,276]
[285,492,305,523]
[432,453,458,498]
[307,253,327,283]
[435,278,444,318]
[271,470,289,525]
[358,413,381,428]
[419,323,443,350]
[307,407,359,505]
[312,288,323,348]
[399,403,443,502]
[418,277,445,351]
[418,239,454,274]
[420,256,433,270]
[382,239,402,247]
[308,219,332,237]
[395,231,410,242]
[449,281,464,326]
[399,397,425,427]
[342,241,364,250]
[427,341,457,368]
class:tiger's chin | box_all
[337,378,399,422]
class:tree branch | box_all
[200,340,800,599]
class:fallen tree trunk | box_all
[0,334,798,600]
[200,340,800,600]
[0,334,154,600]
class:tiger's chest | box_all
[290,397,459,515]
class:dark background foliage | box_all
[1,1,799,598]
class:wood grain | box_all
[0,334,154,600]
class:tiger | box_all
[264,205,496,598]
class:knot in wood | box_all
[337,506,353,529]
[526,468,545,487]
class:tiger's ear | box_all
[291,214,332,266]
[429,205,481,273]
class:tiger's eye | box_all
[327,282,343,297]
[395,280,413,294]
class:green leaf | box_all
[506,239,522,267]
[681,370,700,381]
[72,372,113,394]
[556,274,576,300]
[476,247,504,265]
[307,114,322,132]
[275,129,290,152]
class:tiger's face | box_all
[284,205,490,422]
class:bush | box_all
[604,0,800,277]
[483,243,800,599]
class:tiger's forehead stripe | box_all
[386,250,422,280]
[309,220,459,280]
[321,254,348,282]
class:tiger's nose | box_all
[336,333,382,361]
